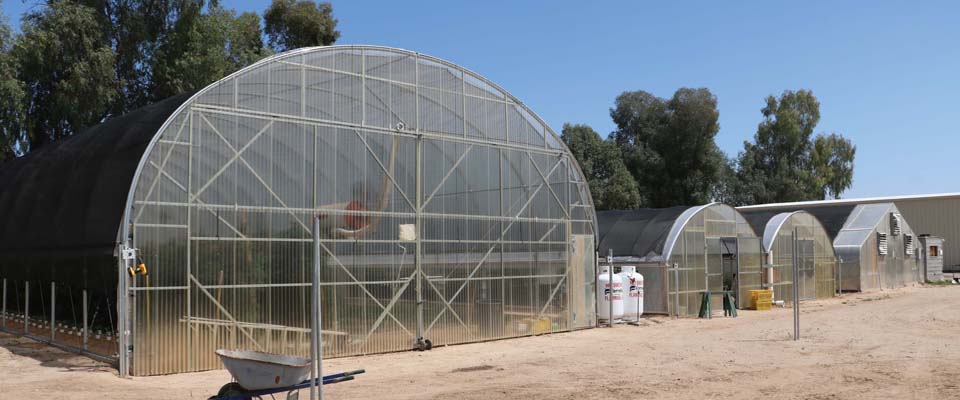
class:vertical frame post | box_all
[24,281,29,334]
[310,216,324,400]
[186,108,194,371]
[793,226,800,341]
[50,282,55,341]
[82,289,89,351]
[118,242,131,377]
[415,133,424,345]
[1,278,5,329]
[607,249,613,327]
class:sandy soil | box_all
[1,285,959,400]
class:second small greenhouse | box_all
[741,210,838,302]
[597,203,763,317]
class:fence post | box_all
[793,227,800,341]
[24,282,29,334]
[83,289,89,350]
[51,282,56,341]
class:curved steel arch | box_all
[661,203,758,262]
[119,46,595,240]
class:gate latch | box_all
[121,247,138,261]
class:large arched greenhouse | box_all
[0,46,598,376]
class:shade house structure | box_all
[738,202,922,292]
[0,46,599,376]
[597,203,763,317]
[740,210,838,303]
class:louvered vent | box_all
[890,213,902,236]
[878,232,888,255]
[905,234,915,255]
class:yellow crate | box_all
[749,290,774,310]
[755,301,772,311]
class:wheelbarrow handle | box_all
[217,375,359,399]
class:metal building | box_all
[918,235,944,282]
[738,203,922,292]
[597,203,763,317]
[0,46,598,376]
[740,210,837,302]
[738,193,958,271]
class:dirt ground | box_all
[1,285,958,400]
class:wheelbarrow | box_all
[210,349,365,400]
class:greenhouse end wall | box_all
[765,212,837,302]
[664,204,761,317]
[122,46,597,375]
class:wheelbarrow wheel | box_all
[216,382,248,398]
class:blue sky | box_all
[3,1,958,198]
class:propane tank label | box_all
[627,277,644,298]
[603,283,624,300]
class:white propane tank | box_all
[597,266,624,322]
[619,266,644,321]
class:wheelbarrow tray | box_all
[216,349,312,391]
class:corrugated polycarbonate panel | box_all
[664,204,761,317]
[766,212,837,302]
[126,47,596,375]
[827,203,921,293]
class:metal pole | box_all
[311,217,324,400]
[607,249,613,327]
[24,281,29,334]
[50,282,55,341]
[82,289,89,351]
[837,257,843,297]
[673,263,680,318]
[414,133,424,345]
[793,227,800,341]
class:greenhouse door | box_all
[736,237,763,309]
[705,238,725,312]
[568,235,596,329]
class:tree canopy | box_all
[0,6,24,162]
[0,0,339,161]
[565,88,855,210]
[728,90,856,205]
[264,0,339,52]
[609,88,726,208]
[13,1,117,151]
[561,123,640,210]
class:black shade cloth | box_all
[0,93,192,288]
[597,206,691,259]
[740,209,783,239]
[739,204,857,241]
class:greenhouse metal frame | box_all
[0,46,598,376]
[597,203,763,317]
[739,202,923,292]
[742,210,838,302]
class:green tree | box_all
[561,123,640,210]
[0,5,25,161]
[0,1,338,163]
[610,88,726,207]
[812,133,856,199]
[78,0,170,114]
[732,90,855,205]
[229,11,272,70]
[148,2,233,101]
[13,1,118,151]
[264,0,340,52]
